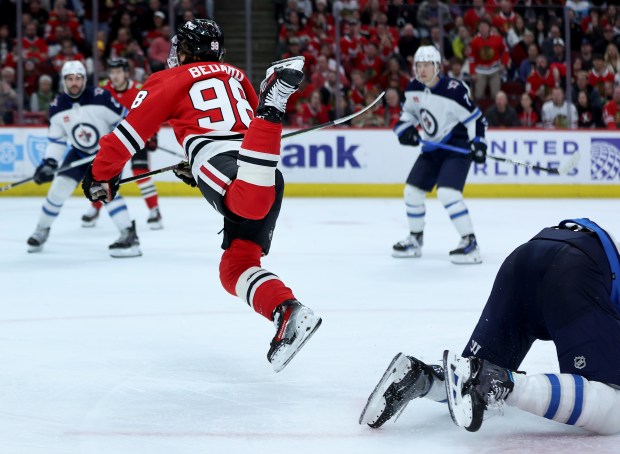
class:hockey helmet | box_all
[61,60,87,98]
[167,19,225,68]
[413,45,441,84]
[107,57,129,72]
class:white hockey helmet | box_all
[61,60,87,98]
[413,45,441,84]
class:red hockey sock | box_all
[132,168,159,209]
[225,118,282,220]
[219,239,295,320]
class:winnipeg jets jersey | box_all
[44,87,126,161]
[400,77,486,152]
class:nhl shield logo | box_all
[26,135,48,166]
[574,356,586,369]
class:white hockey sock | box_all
[507,373,620,434]
[136,178,157,201]
[104,195,132,231]
[404,184,426,233]
[37,176,78,229]
[234,266,279,308]
[436,187,474,237]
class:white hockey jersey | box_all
[399,77,487,152]
[44,86,126,161]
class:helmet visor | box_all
[167,35,179,68]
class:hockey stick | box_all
[420,139,581,176]
[117,94,387,184]
[0,155,96,193]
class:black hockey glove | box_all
[394,121,420,147]
[33,158,58,184]
[173,161,197,187]
[82,164,120,203]
[469,141,487,164]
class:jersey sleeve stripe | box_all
[462,108,481,125]
[116,120,145,153]
[48,137,66,145]
[113,127,138,156]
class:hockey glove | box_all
[82,164,120,203]
[173,161,197,187]
[33,158,58,184]
[145,135,158,151]
[394,121,420,147]
[470,141,487,164]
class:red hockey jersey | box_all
[93,62,258,181]
[100,79,143,110]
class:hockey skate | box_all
[256,56,305,122]
[392,232,423,258]
[81,205,101,228]
[449,234,482,264]
[108,220,142,258]
[146,207,163,230]
[359,352,444,428]
[443,350,517,432]
[27,225,51,253]
[267,299,322,372]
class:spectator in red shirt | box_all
[147,25,171,72]
[518,92,540,127]
[602,85,620,129]
[526,55,555,102]
[302,90,331,125]
[143,11,167,50]
[51,38,85,72]
[469,18,509,100]
[339,18,368,70]
[378,56,410,92]
[45,1,84,49]
[492,0,517,36]
[588,54,615,96]
[464,0,488,35]
[353,40,384,85]
[348,69,370,110]
[375,87,402,128]
[22,22,48,63]
[109,27,131,59]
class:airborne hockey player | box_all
[82,19,322,372]
[360,218,620,435]
[392,45,487,264]
[27,60,141,258]
[82,57,163,229]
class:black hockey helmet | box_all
[168,19,225,68]
[107,57,129,72]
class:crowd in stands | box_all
[0,0,207,125]
[1,0,619,131]
[274,0,620,130]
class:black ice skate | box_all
[449,233,482,264]
[443,350,518,432]
[256,56,305,123]
[147,207,163,230]
[392,232,423,258]
[81,205,101,228]
[267,299,322,372]
[108,220,142,258]
[359,352,444,428]
[27,225,51,253]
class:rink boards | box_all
[1,127,619,197]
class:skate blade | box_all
[392,249,422,258]
[27,245,43,253]
[443,350,481,431]
[450,250,482,265]
[147,221,164,230]
[270,313,322,373]
[81,221,97,228]
[109,246,142,258]
[359,352,411,427]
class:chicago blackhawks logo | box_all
[419,108,438,136]
[71,123,100,151]
[480,45,496,62]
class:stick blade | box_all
[558,151,581,176]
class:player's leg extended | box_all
[436,151,481,264]
[103,195,141,258]
[27,149,85,252]
[131,149,162,230]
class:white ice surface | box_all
[1,196,619,453]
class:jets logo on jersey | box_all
[448,80,460,90]
[419,108,438,136]
[71,123,100,151]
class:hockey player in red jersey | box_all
[82,19,322,372]
[82,58,164,230]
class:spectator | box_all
[0,24,13,66]
[595,24,620,55]
[45,0,84,50]
[398,23,420,68]
[580,38,594,71]
[485,90,521,127]
[588,53,615,96]
[602,85,620,129]
[416,0,452,38]
[542,87,578,129]
[147,25,170,72]
[351,91,385,127]
[447,57,472,86]
[142,11,167,50]
[51,38,85,73]
[22,22,48,63]
[549,38,567,89]
[29,74,55,118]
[339,19,367,70]
[125,40,150,82]
[27,0,49,36]
[0,67,18,124]
[353,40,384,85]
[576,90,604,128]
[469,18,509,100]
[517,92,540,127]
[427,25,453,65]
[492,0,517,37]
[526,55,555,102]
[108,27,131,59]
[508,20,531,67]
[361,0,384,27]
[605,43,620,74]
[301,89,331,125]
[348,68,370,110]
[573,70,603,109]
[387,0,417,29]
[518,42,538,83]
[378,56,410,92]
[452,25,471,61]
[567,8,583,53]
[376,87,402,128]
[464,0,488,35]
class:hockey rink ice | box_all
[1,196,619,453]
